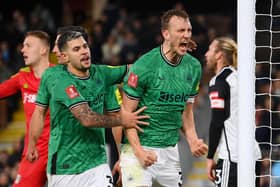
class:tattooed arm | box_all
[71,103,149,129]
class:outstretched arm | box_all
[121,94,157,167]
[70,102,149,129]
[0,73,20,99]
[26,105,48,162]
[181,102,208,157]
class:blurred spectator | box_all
[260,156,271,187]
[0,42,11,65]
[0,1,238,185]
[9,43,25,74]
[256,96,272,151]
[0,54,12,84]
[5,10,27,51]
[101,33,121,65]
[272,162,280,187]
[191,14,209,63]
[120,30,138,64]
[91,20,104,63]
[272,71,280,96]
[62,0,74,25]
[29,4,56,34]
[193,84,211,140]
[111,20,128,48]
[7,139,23,168]
[0,54,12,128]
[11,10,27,36]
[0,172,10,187]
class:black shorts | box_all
[214,159,260,187]
[214,159,237,187]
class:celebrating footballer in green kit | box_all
[120,9,208,187]
[37,65,125,174]
[26,31,149,187]
[123,48,202,147]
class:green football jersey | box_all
[36,64,127,174]
[123,46,201,148]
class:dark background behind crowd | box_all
[7,0,280,186]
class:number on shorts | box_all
[106,175,113,187]
[178,171,183,187]
[215,169,222,185]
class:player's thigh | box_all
[155,145,182,187]
[214,159,237,187]
[48,164,113,187]
[13,154,48,187]
[120,144,152,187]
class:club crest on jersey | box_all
[65,85,79,99]
[128,72,138,88]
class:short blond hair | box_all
[25,30,50,48]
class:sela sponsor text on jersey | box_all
[158,91,189,103]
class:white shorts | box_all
[47,164,113,187]
[120,144,182,187]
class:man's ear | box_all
[215,51,223,61]
[162,29,169,40]
[60,52,69,63]
[40,47,48,55]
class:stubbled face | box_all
[21,36,45,66]
[163,16,192,56]
[205,40,219,71]
[63,36,91,72]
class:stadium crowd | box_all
[6,1,277,187]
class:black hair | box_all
[57,25,88,42]
[57,31,83,52]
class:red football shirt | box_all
[0,65,53,157]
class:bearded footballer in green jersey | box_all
[26,31,149,187]
[52,26,125,161]
[46,26,124,185]
[120,9,208,187]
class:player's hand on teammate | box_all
[26,144,39,162]
[206,159,217,182]
[186,39,197,52]
[135,148,158,167]
[189,138,208,157]
[120,105,150,132]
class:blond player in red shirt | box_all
[0,30,53,187]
